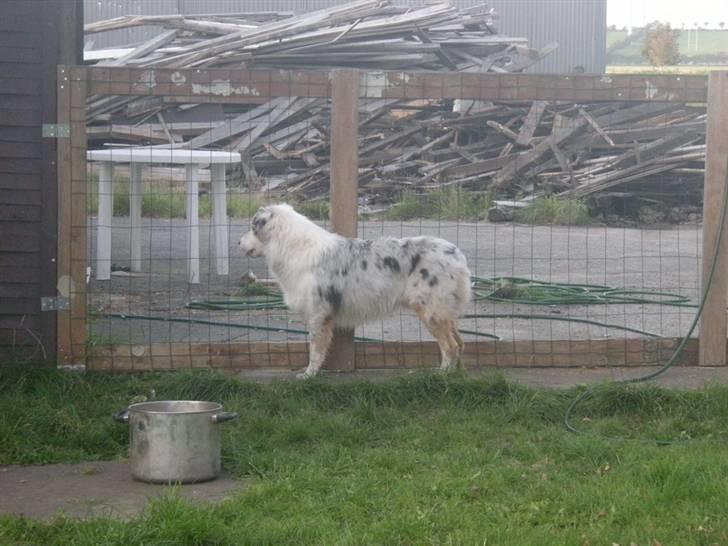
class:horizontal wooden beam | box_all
[74,65,708,103]
[86,338,695,372]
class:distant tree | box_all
[608,24,617,31]
[720,22,725,30]
[642,22,681,66]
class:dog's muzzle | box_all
[239,232,263,258]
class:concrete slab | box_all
[0,461,246,521]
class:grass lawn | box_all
[3,369,728,545]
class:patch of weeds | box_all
[387,191,427,220]
[513,196,592,226]
[387,188,491,221]
[87,179,267,219]
[227,194,265,218]
[236,282,278,297]
[85,311,121,350]
[294,199,330,220]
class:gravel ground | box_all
[87,217,703,346]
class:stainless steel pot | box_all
[113,400,238,484]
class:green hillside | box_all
[607,28,728,64]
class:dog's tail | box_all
[456,267,472,313]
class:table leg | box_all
[96,162,113,281]
[130,163,143,273]
[186,164,200,284]
[211,164,229,276]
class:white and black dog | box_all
[239,204,471,378]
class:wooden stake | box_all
[700,71,728,366]
[96,162,113,280]
[186,165,200,284]
[56,66,72,364]
[325,69,359,372]
[129,164,143,273]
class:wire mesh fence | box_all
[58,66,712,372]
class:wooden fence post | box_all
[700,71,728,366]
[325,69,359,372]
[56,66,88,366]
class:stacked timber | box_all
[84,1,555,121]
[251,98,706,215]
[84,1,547,73]
[87,97,704,215]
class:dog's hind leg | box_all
[411,305,460,371]
[451,323,465,369]
[297,317,334,379]
[433,318,462,371]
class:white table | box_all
[87,148,240,284]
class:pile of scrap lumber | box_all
[84,0,548,72]
[257,98,707,215]
[90,96,703,215]
[85,0,556,121]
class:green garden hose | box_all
[564,162,728,441]
[470,276,694,307]
[99,275,696,346]
[98,312,385,343]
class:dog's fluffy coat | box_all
[239,204,471,378]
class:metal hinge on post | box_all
[42,124,70,138]
[41,297,70,311]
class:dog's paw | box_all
[296,369,316,380]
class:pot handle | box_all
[211,412,238,424]
[112,409,129,423]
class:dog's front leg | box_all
[297,318,335,379]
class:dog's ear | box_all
[251,207,274,236]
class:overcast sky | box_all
[608,0,725,28]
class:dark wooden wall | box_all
[0,0,82,364]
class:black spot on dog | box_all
[382,257,400,273]
[453,291,460,301]
[325,285,342,313]
[409,254,421,275]
[317,287,323,299]
[402,241,410,251]
[444,245,456,255]
[342,268,349,277]
[361,240,373,250]
[361,260,367,270]
[420,268,429,280]
[429,276,439,287]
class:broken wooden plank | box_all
[578,108,615,147]
[515,100,547,146]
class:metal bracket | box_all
[41,296,70,311]
[42,124,70,138]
